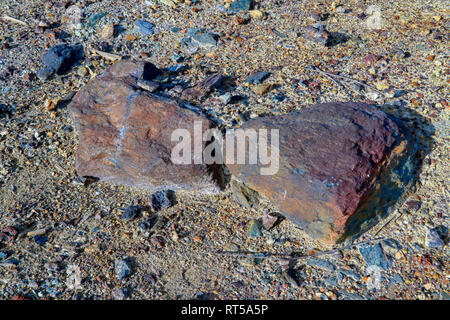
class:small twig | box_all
[1,14,28,26]
[218,236,387,261]
[90,48,121,61]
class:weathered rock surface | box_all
[69,60,221,192]
[226,102,416,244]
[182,73,224,101]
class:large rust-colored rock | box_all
[226,102,416,244]
[69,60,220,192]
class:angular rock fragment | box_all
[69,60,221,192]
[149,190,176,211]
[229,0,254,13]
[181,28,219,52]
[115,259,132,280]
[247,219,262,238]
[262,214,278,230]
[120,205,140,221]
[226,102,416,244]
[135,19,155,35]
[182,73,224,100]
[246,71,271,85]
[426,226,447,248]
[230,179,259,209]
[37,44,84,80]
[359,244,392,270]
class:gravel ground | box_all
[0,0,448,300]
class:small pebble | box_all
[101,23,115,39]
[138,218,154,231]
[115,259,132,280]
[229,0,254,13]
[303,25,330,46]
[27,229,46,237]
[218,93,232,104]
[77,66,88,77]
[252,83,273,95]
[34,236,47,246]
[247,219,262,238]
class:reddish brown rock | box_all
[226,102,416,244]
[69,60,221,192]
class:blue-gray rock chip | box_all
[40,44,84,76]
[247,219,262,238]
[426,227,446,248]
[135,20,155,35]
[359,243,392,270]
[246,71,271,84]
[229,0,254,13]
[121,205,140,221]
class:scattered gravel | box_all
[0,0,448,300]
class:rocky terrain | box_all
[0,0,448,300]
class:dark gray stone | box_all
[229,0,254,13]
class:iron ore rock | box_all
[69,60,221,192]
[226,102,416,244]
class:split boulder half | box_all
[69,60,221,193]
[226,102,416,244]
